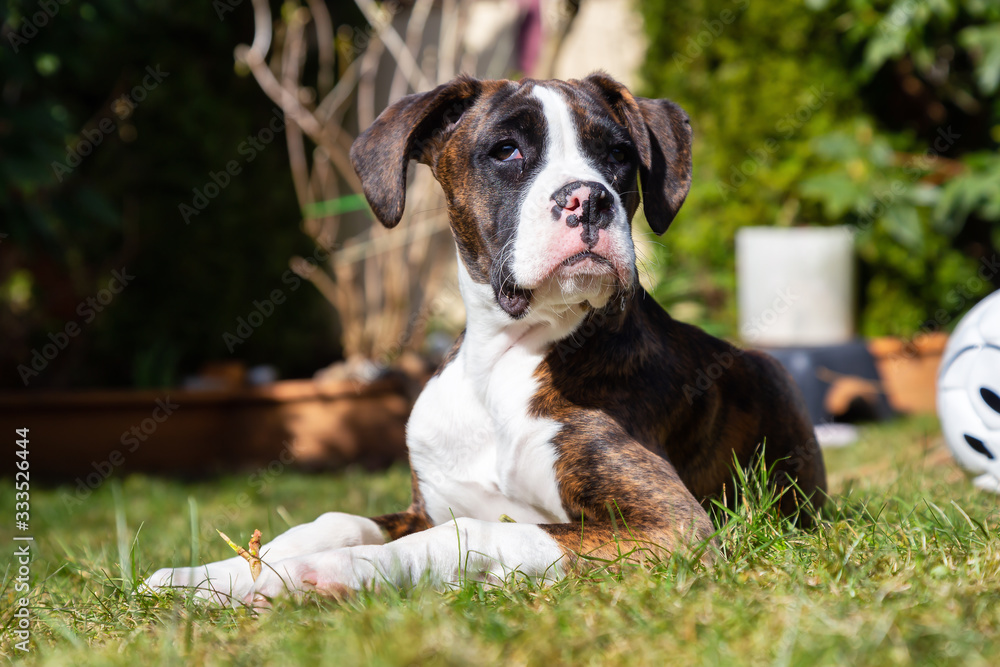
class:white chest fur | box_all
[407,345,570,526]
[405,267,587,527]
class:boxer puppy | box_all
[148,73,826,607]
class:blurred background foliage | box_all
[1,0,346,388]
[1,0,999,389]
[641,0,1000,337]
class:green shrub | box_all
[640,0,1000,338]
[0,1,341,388]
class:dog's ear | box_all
[350,76,483,228]
[582,73,692,235]
[632,97,693,234]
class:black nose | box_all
[591,183,612,213]
[551,181,613,247]
[551,180,612,214]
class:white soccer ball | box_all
[937,289,1000,493]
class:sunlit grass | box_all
[2,415,999,665]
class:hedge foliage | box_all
[640,0,1000,338]
[1,1,341,388]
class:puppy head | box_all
[350,73,692,319]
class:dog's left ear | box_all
[582,73,692,235]
[351,76,484,228]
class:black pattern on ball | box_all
[980,387,1000,414]
[965,434,996,460]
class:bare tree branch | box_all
[239,0,361,192]
[390,0,434,102]
[353,0,432,96]
[282,8,313,214]
[305,0,335,96]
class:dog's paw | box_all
[144,512,385,607]
[245,550,360,609]
[145,556,254,606]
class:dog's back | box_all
[536,290,825,520]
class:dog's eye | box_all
[608,147,627,164]
[493,144,522,162]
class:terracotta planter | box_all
[0,377,411,480]
[868,333,949,414]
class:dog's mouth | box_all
[491,260,533,319]
[496,286,532,319]
[493,252,623,320]
[560,251,613,268]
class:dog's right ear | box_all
[581,73,692,235]
[350,77,483,228]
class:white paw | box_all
[144,512,385,607]
[257,512,385,559]
[145,556,254,606]
[246,550,360,609]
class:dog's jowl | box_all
[148,73,826,607]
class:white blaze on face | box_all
[510,85,635,303]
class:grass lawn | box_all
[2,414,999,665]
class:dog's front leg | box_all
[247,503,712,607]
[247,445,718,605]
[146,511,403,605]
[246,517,568,606]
